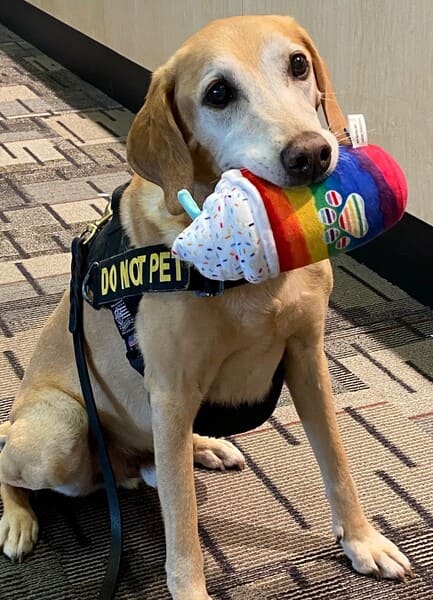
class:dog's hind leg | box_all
[193,434,245,471]
[0,422,36,561]
[0,388,93,560]
[140,435,245,489]
[0,423,36,561]
[0,484,38,561]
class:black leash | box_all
[69,236,122,600]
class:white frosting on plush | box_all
[171,170,280,283]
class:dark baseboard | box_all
[349,213,433,309]
[1,2,432,308]
[0,0,151,113]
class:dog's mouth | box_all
[221,141,339,190]
[225,166,333,190]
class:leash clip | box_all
[81,201,113,245]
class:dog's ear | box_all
[298,28,349,141]
[127,65,193,215]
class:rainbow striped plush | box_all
[172,144,407,283]
[242,144,407,272]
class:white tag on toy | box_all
[347,114,368,148]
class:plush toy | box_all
[171,145,407,283]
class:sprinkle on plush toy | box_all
[171,144,407,283]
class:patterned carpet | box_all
[1,22,433,600]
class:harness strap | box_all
[82,243,238,309]
[109,297,144,375]
[69,237,122,600]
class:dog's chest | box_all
[204,282,302,405]
[221,278,302,343]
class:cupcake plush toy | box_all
[171,144,407,284]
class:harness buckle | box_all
[81,263,97,306]
[81,201,113,245]
[195,278,224,297]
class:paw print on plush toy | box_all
[318,190,369,252]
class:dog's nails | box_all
[335,534,342,545]
[397,573,407,584]
[408,567,415,579]
[372,568,382,581]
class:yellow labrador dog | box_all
[0,15,412,599]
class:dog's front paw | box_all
[0,507,38,562]
[193,435,245,471]
[336,523,413,581]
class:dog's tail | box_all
[0,420,11,448]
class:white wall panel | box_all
[25,0,433,224]
[26,0,243,70]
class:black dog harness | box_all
[79,183,285,437]
[69,183,285,598]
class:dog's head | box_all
[127,15,347,215]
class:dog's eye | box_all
[290,53,309,79]
[204,80,235,108]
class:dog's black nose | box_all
[281,132,332,184]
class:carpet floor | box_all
[0,23,432,599]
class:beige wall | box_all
[26,1,243,71]
[26,0,432,225]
